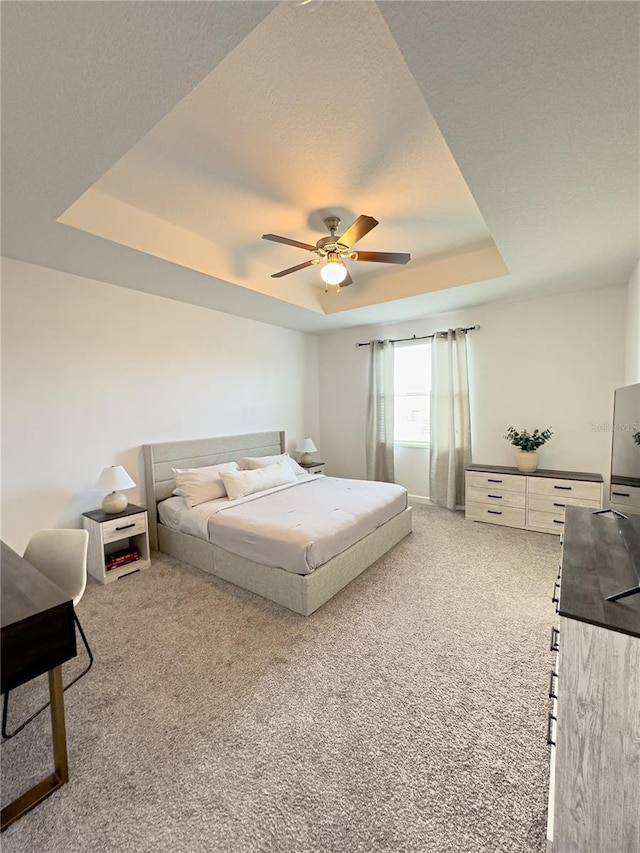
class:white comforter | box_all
[158,475,408,574]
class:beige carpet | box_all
[1,505,560,852]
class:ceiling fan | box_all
[262,215,411,291]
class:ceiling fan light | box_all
[320,258,348,285]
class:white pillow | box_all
[172,461,239,507]
[220,460,296,501]
[238,452,306,476]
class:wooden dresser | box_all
[546,507,640,852]
[465,464,603,535]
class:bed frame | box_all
[143,431,412,616]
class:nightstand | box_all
[82,504,151,584]
[300,461,325,475]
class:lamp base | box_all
[102,491,128,514]
[300,452,314,466]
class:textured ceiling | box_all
[2,1,639,333]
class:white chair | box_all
[2,529,93,739]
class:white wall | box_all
[626,259,640,384]
[0,258,319,553]
[318,285,627,499]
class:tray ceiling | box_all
[2,1,638,332]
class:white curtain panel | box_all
[429,329,471,509]
[366,340,395,482]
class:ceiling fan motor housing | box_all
[316,235,347,254]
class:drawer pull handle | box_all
[547,712,557,747]
[487,510,502,515]
[553,502,566,508]
[115,523,136,531]
[553,519,564,525]
[552,581,560,604]
[487,478,503,483]
[612,491,630,498]
[549,670,558,700]
[550,626,560,652]
[554,485,572,491]
[488,494,503,499]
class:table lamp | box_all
[95,465,136,513]
[296,438,318,466]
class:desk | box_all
[1,541,77,831]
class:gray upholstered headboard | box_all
[143,431,285,549]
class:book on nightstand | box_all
[105,547,140,571]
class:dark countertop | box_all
[611,475,640,488]
[467,464,603,482]
[82,503,146,524]
[559,506,640,639]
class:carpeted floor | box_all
[1,505,560,852]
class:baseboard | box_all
[408,495,466,512]
[408,494,431,506]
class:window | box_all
[394,342,431,444]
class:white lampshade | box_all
[296,438,317,455]
[95,465,136,513]
[296,438,317,466]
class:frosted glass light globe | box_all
[320,260,348,285]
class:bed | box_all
[143,431,413,615]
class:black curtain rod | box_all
[355,325,480,348]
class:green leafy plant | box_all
[504,426,553,452]
[634,431,640,446]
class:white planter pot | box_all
[514,450,539,473]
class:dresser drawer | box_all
[102,512,147,544]
[466,471,525,494]
[466,502,526,529]
[527,508,568,534]
[609,484,640,511]
[527,477,602,503]
[528,494,601,514]
[467,484,526,508]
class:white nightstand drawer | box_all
[466,471,525,494]
[527,477,601,502]
[102,513,147,544]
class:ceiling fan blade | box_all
[354,251,411,265]
[262,234,317,252]
[341,268,353,287]
[337,215,379,249]
[271,260,317,278]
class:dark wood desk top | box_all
[559,508,640,638]
[1,542,76,692]
[2,542,72,628]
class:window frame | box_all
[392,341,431,448]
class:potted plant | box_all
[504,426,553,473]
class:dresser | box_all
[546,507,640,852]
[465,465,603,535]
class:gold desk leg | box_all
[1,666,69,831]
[49,666,69,783]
